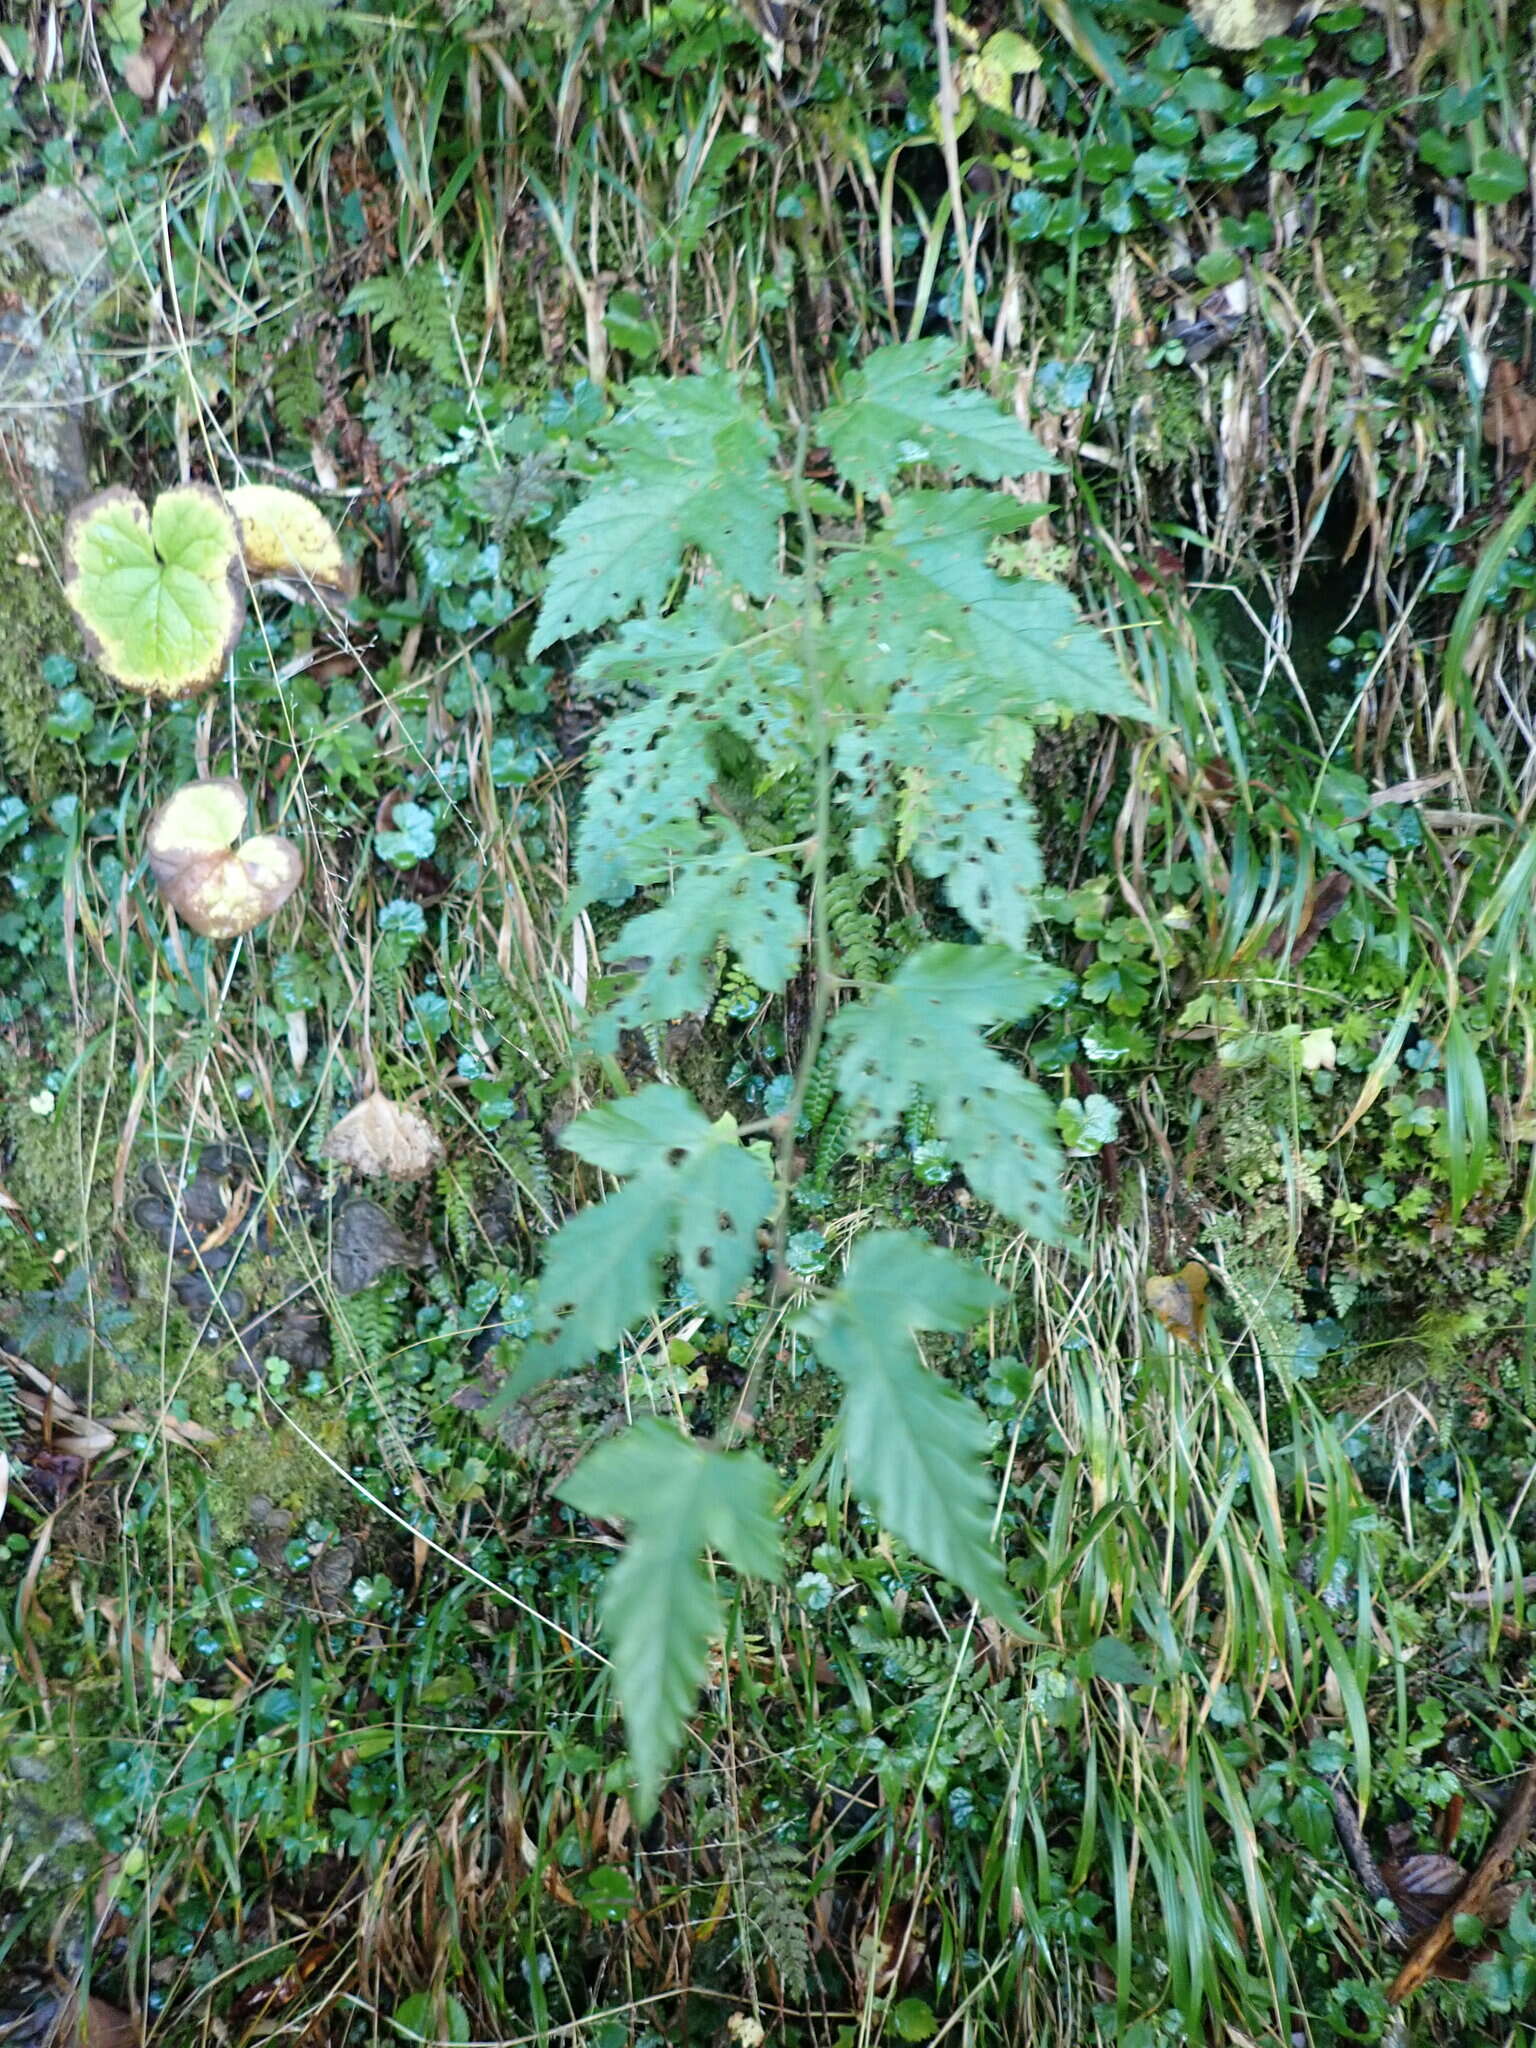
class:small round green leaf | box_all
[64,484,244,698]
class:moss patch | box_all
[0,487,78,800]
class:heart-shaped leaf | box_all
[146,777,302,938]
[64,485,244,697]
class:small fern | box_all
[203,0,343,117]
[345,268,483,381]
[712,959,763,1025]
[799,1046,837,1133]
[693,1794,811,2001]
[332,1278,403,1373]
[438,1163,480,1267]
[0,1354,21,1443]
[811,1101,857,1184]
[823,869,883,984]
[269,341,322,443]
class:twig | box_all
[1387,1759,1536,2003]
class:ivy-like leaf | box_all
[63,485,244,698]
[559,1418,784,1819]
[829,945,1068,1241]
[828,491,1144,723]
[531,374,788,652]
[798,1231,1018,1624]
[596,835,804,1044]
[491,1086,776,1402]
[819,338,1057,495]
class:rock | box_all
[0,187,108,514]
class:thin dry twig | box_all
[1387,1760,1536,2003]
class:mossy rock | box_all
[0,486,81,800]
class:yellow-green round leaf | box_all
[63,485,244,698]
[228,484,349,593]
[973,30,1040,110]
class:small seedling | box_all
[145,776,302,937]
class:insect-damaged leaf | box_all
[819,337,1057,496]
[594,834,804,1044]
[799,1231,1018,1626]
[531,373,788,652]
[829,944,1068,1241]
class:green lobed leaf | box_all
[491,1086,776,1404]
[828,944,1069,1241]
[531,373,788,652]
[798,1231,1018,1624]
[818,338,1057,496]
[571,589,807,900]
[558,1418,783,1817]
[595,835,804,1044]
[838,707,1043,948]
[63,485,245,698]
[827,491,1145,724]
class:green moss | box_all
[1280,158,1420,340]
[0,488,76,800]
[202,1411,351,1540]
[0,1030,124,1247]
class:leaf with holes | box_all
[64,485,244,698]
[560,1418,783,1819]
[837,707,1043,949]
[829,945,1068,1240]
[572,589,807,901]
[827,491,1144,723]
[531,373,788,652]
[819,338,1057,496]
[487,1087,776,1406]
[799,1231,1017,1623]
[595,835,804,1045]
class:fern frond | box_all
[0,1355,21,1442]
[204,0,342,104]
[822,869,883,984]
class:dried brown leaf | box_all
[1145,1262,1210,1344]
[323,1091,444,1181]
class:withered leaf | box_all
[1145,1261,1210,1344]
[1262,871,1351,967]
[323,1091,443,1182]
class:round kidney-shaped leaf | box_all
[64,486,245,697]
[228,484,350,594]
[146,777,302,938]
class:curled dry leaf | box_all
[1145,1261,1210,1344]
[227,483,353,594]
[323,1090,444,1181]
[64,485,245,697]
[146,777,302,938]
[1483,359,1536,464]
